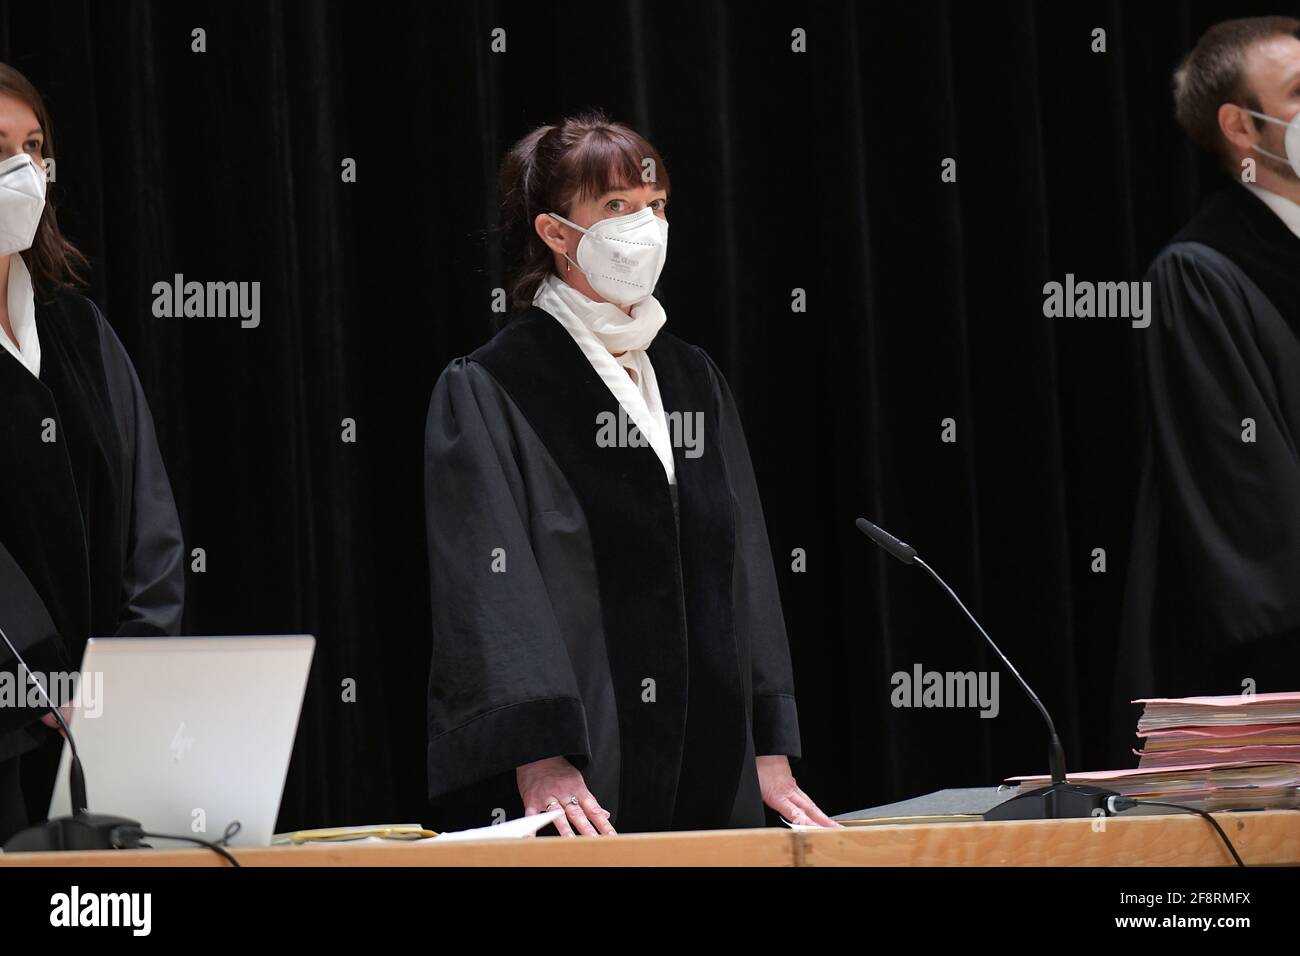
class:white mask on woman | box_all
[0,152,47,256]
[546,206,668,306]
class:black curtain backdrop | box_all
[0,0,1281,831]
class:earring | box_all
[565,258,571,272]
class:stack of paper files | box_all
[1135,692,1300,768]
[1007,762,1300,811]
[1006,693,1300,811]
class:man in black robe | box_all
[0,289,185,841]
[424,307,817,834]
[1116,17,1300,739]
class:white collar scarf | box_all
[533,272,676,484]
[0,253,39,378]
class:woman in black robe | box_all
[0,65,185,844]
[424,111,837,835]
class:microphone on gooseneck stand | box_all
[854,517,1118,820]
[0,623,142,851]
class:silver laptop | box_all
[48,635,314,848]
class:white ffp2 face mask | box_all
[1246,108,1300,178]
[546,206,668,306]
[0,152,47,256]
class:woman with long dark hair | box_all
[0,64,184,844]
[424,111,836,834]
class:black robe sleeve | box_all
[423,359,592,800]
[1140,242,1300,644]
[96,308,185,636]
[0,541,72,740]
[0,297,184,763]
[701,350,802,760]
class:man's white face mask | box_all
[1245,107,1300,178]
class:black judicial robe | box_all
[423,306,802,833]
[0,289,185,763]
[1115,183,1300,723]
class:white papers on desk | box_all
[275,810,565,845]
[434,809,564,842]
[780,816,821,830]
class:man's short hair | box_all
[1173,15,1300,168]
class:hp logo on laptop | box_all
[170,723,195,762]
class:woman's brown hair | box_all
[0,63,88,299]
[498,110,670,312]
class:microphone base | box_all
[2,812,143,853]
[983,783,1119,821]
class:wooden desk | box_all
[0,827,794,867]
[1,810,1296,866]
[797,809,1300,867]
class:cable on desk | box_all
[122,820,243,867]
[1106,797,1244,866]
